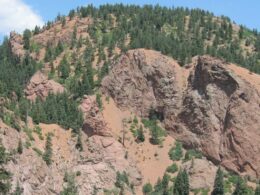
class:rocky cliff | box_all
[0,96,142,194]
[25,71,65,101]
[102,49,260,179]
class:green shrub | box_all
[142,182,153,194]
[166,163,178,173]
[183,149,203,162]
[168,142,183,161]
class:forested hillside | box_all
[0,4,260,194]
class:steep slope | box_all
[102,49,188,117]
[102,49,260,179]
[170,56,260,178]
[0,97,142,194]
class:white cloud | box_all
[0,0,44,36]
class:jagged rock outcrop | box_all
[25,71,64,101]
[32,16,92,47]
[102,50,260,178]
[9,31,25,57]
[102,49,185,117]
[80,95,112,137]
[0,103,141,195]
[169,56,260,178]
[182,158,217,190]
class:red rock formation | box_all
[25,71,64,101]
[102,50,260,178]
[79,95,112,137]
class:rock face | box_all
[182,158,217,190]
[102,50,260,179]
[32,16,92,47]
[9,31,25,57]
[25,71,64,101]
[80,95,112,137]
[0,101,141,194]
[102,49,184,117]
[171,56,260,178]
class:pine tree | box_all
[142,183,153,195]
[173,169,189,195]
[0,145,11,194]
[96,93,103,110]
[17,139,23,154]
[182,169,189,195]
[59,56,70,79]
[75,131,83,152]
[255,183,260,195]
[23,29,31,50]
[136,125,145,142]
[232,178,247,195]
[43,133,53,166]
[212,167,224,195]
[61,173,78,195]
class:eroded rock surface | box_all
[103,50,260,178]
[80,95,112,137]
[0,100,141,195]
[182,158,217,190]
[25,71,64,101]
[102,48,185,117]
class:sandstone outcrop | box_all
[102,49,185,117]
[102,50,260,178]
[0,107,141,195]
[172,56,260,178]
[9,31,25,57]
[32,16,92,47]
[182,158,217,190]
[80,95,112,137]
[25,71,64,101]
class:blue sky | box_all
[0,0,259,41]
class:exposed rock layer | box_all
[0,97,141,195]
[25,71,64,101]
[102,49,260,178]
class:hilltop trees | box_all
[23,29,31,50]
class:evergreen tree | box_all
[212,167,224,195]
[17,139,23,154]
[34,26,40,35]
[61,173,78,195]
[255,183,260,195]
[150,120,161,145]
[173,169,189,195]
[75,131,83,152]
[59,56,70,79]
[0,145,11,194]
[136,125,145,142]
[43,133,53,166]
[69,10,75,20]
[232,178,248,195]
[182,169,189,195]
[23,29,31,50]
[142,183,153,195]
[96,93,103,110]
